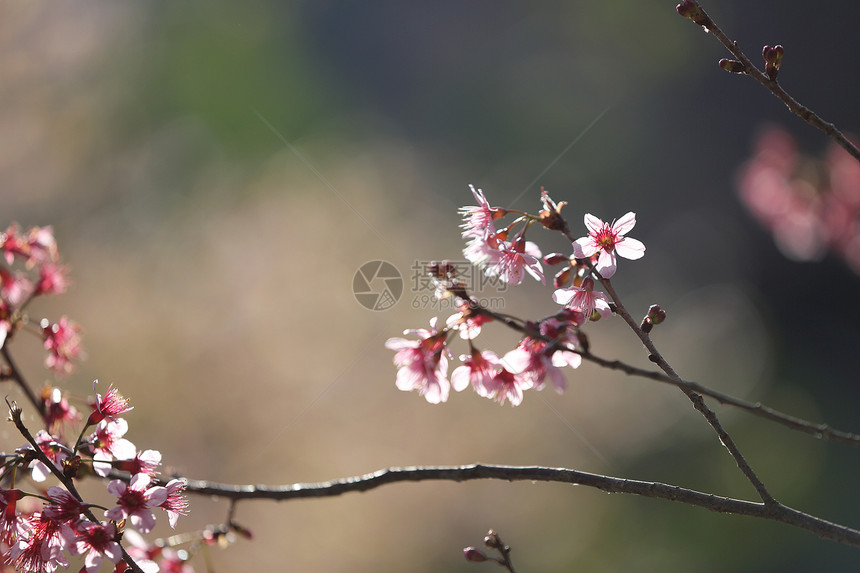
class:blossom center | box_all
[594,225,617,251]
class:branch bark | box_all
[176,464,860,547]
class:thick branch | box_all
[682,1,860,162]
[177,464,860,547]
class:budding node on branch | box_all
[719,58,746,74]
[762,45,784,80]
[676,0,711,28]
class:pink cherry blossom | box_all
[459,185,502,239]
[502,328,581,395]
[552,277,612,320]
[480,367,531,406]
[88,380,133,425]
[41,317,83,375]
[75,521,123,573]
[0,268,32,306]
[7,513,75,573]
[26,430,68,482]
[90,418,137,477]
[572,212,645,278]
[446,309,492,340]
[44,486,87,523]
[451,349,500,395]
[156,479,189,529]
[484,236,544,286]
[385,318,450,404]
[34,263,69,296]
[105,473,168,534]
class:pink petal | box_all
[595,250,617,278]
[450,365,470,392]
[572,237,598,258]
[552,288,576,306]
[583,214,604,234]
[612,212,637,235]
[615,237,646,260]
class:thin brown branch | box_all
[477,306,860,446]
[579,351,860,446]
[679,1,860,162]
[597,275,776,505]
[176,463,860,547]
[1,346,45,419]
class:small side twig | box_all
[464,529,517,572]
[677,0,860,163]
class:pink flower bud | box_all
[464,547,488,562]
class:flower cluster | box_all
[738,126,860,273]
[386,187,645,405]
[0,224,80,374]
[0,382,189,573]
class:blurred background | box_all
[1,1,859,571]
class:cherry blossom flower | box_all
[0,268,31,306]
[41,317,83,375]
[43,486,87,524]
[26,430,68,482]
[463,232,501,267]
[0,488,27,545]
[75,521,123,573]
[90,418,137,477]
[88,380,133,425]
[385,319,450,404]
[42,387,80,435]
[451,349,500,395]
[25,225,59,266]
[572,212,645,278]
[480,367,531,406]
[484,236,544,286]
[156,479,189,528]
[446,308,492,340]
[459,185,503,239]
[115,449,162,477]
[552,277,612,320]
[502,327,581,395]
[34,263,69,296]
[0,223,28,265]
[7,512,75,573]
[105,473,168,534]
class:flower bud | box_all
[464,547,488,562]
[718,59,745,74]
[543,253,570,266]
[762,45,784,79]
[553,266,573,289]
[676,0,709,26]
[484,530,502,549]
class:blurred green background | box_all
[1,1,858,571]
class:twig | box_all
[1,346,45,419]
[579,350,860,446]
[677,1,860,163]
[597,274,776,505]
[175,464,860,547]
[476,307,860,446]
